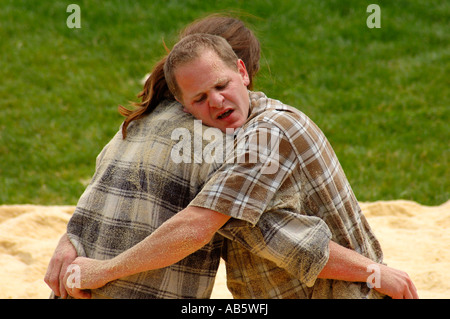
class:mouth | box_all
[217,109,233,120]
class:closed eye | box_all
[194,94,206,103]
[192,80,229,104]
[216,81,229,91]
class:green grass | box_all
[1,0,448,205]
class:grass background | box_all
[0,0,448,206]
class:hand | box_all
[373,264,419,299]
[44,234,78,299]
[63,257,111,299]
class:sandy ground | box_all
[0,200,449,299]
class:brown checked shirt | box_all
[190,91,385,298]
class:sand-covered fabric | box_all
[0,200,449,299]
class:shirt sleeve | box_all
[189,121,291,225]
[218,209,331,286]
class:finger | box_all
[71,288,92,299]
[403,288,412,299]
[59,276,68,299]
[401,274,419,299]
[407,283,419,299]
[59,261,72,299]
[63,267,72,294]
[411,282,419,299]
[63,270,91,299]
[45,259,62,297]
[63,272,76,298]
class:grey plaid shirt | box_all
[190,91,385,298]
[67,100,224,299]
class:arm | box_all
[220,216,418,299]
[318,241,419,299]
[64,206,230,297]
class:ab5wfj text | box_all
[181,302,268,316]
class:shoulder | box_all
[126,100,199,139]
[247,92,315,134]
[143,100,189,125]
[246,92,328,153]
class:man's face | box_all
[175,50,250,133]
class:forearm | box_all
[318,240,376,283]
[102,206,230,283]
[317,240,419,298]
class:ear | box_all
[175,96,191,114]
[237,59,250,87]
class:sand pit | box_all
[0,200,449,299]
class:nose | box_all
[208,91,224,109]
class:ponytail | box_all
[118,56,174,139]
